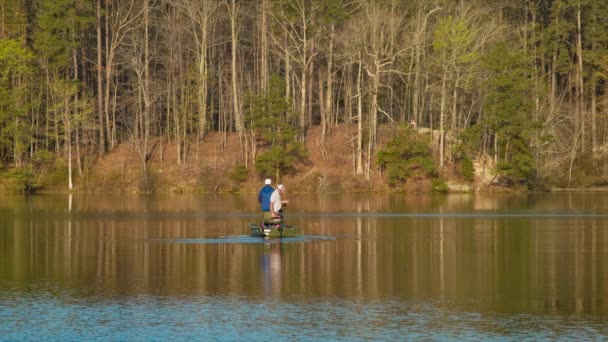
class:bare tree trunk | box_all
[144,0,150,140]
[64,97,73,190]
[413,7,440,125]
[260,0,268,92]
[300,63,307,136]
[0,0,5,38]
[138,0,151,189]
[356,56,364,176]
[198,5,209,140]
[604,86,608,177]
[73,48,82,176]
[184,0,218,142]
[426,72,432,133]
[451,75,459,133]
[591,77,597,152]
[449,75,459,166]
[494,133,498,165]
[300,4,310,138]
[228,0,242,133]
[96,0,104,154]
[307,53,314,128]
[345,66,352,123]
[111,71,118,146]
[412,33,422,124]
[323,24,335,141]
[530,3,542,171]
[439,71,447,172]
[369,58,379,151]
[319,67,326,140]
[105,0,143,150]
[284,35,291,101]
[576,2,585,151]
[104,0,113,149]
[44,68,50,151]
[105,0,113,149]
[550,40,558,111]
[14,118,20,167]
[568,131,581,187]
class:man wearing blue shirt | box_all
[258,178,274,222]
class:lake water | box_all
[1,192,607,340]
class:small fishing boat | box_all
[249,222,298,238]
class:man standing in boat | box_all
[270,184,288,227]
[258,178,274,222]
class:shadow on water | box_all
[153,235,335,244]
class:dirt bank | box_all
[81,124,406,193]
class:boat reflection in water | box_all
[1,193,608,340]
[261,241,283,298]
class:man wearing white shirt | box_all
[269,184,287,224]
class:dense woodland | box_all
[0,0,608,192]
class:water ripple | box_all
[1,293,606,341]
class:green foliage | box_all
[586,1,608,80]
[318,0,350,26]
[455,125,482,158]
[245,76,294,143]
[495,141,536,185]
[247,76,307,179]
[0,39,37,159]
[461,157,475,182]
[32,149,54,169]
[481,41,537,187]
[1,0,27,39]
[255,143,307,178]
[377,125,437,187]
[0,40,35,81]
[453,125,480,183]
[33,0,94,70]
[229,164,249,186]
[0,0,603,193]
[433,15,480,65]
[43,159,70,189]
[431,178,448,193]
[2,168,39,194]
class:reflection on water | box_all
[154,235,335,244]
[1,193,608,339]
[1,292,605,341]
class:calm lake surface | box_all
[1,192,608,340]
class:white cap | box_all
[264,178,271,185]
[277,184,285,191]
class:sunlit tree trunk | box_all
[260,0,268,92]
[64,97,73,190]
[72,47,82,176]
[227,0,242,133]
[356,56,364,176]
[369,57,379,150]
[96,0,105,154]
[591,76,597,152]
[440,70,447,172]
[576,2,585,151]
[105,0,143,150]
[143,0,150,142]
[319,67,326,139]
[285,47,291,101]
[196,3,210,140]
[322,24,334,141]
[0,0,5,38]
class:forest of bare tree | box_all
[0,0,607,192]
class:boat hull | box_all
[249,223,298,238]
